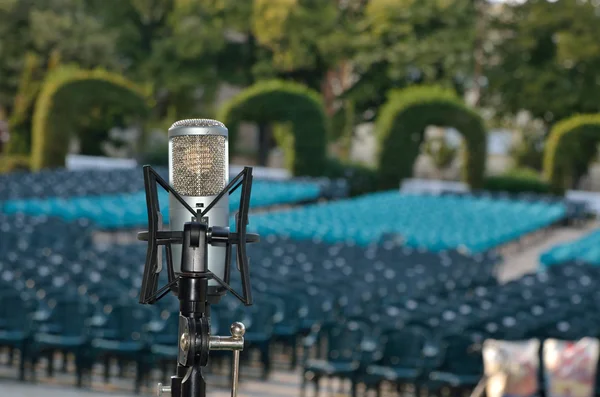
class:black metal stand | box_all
[137,165,258,397]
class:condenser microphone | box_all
[168,119,229,287]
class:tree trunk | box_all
[257,123,271,166]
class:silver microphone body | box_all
[168,119,229,286]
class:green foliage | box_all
[0,0,120,113]
[6,52,41,154]
[31,66,151,170]
[217,79,328,177]
[510,132,544,172]
[484,0,600,124]
[140,144,169,167]
[324,158,378,197]
[422,136,458,175]
[375,85,486,189]
[484,167,552,195]
[543,114,600,192]
[330,99,355,160]
[0,154,31,173]
[348,0,478,121]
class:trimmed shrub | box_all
[375,85,487,189]
[217,80,328,177]
[324,158,378,197]
[484,167,553,195]
[0,155,31,173]
[543,114,600,192]
[31,66,152,170]
[140,144,169,167]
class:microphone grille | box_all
[171,135,227,196]
[170,119,225,129]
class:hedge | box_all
[217,80,328,177]
[543,114,600,192]
[0,155,31,173]
[484,167,552,195]
[31,66,152,170]
[375,86,487,189]
[324,158,378,197]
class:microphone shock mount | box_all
[138,166,259,397]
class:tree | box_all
[0,0,120,153]
[423,136,458,180]
[348,0,478,121]
[484,0,600,125]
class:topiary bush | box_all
[0,155,31,173]
[217,80,328,177]
[543,114,600,192]
[324,158,378,197]
[484,167,553,195]
[31,66,152,170]
[375,85,487,189]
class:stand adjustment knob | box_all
[157,383,171,396]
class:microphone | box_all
[137,118,259,397]
[168,119,229,290]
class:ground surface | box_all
[3,222,597,397]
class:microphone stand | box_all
[158,222,245,397]
[137,165,259,397]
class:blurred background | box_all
[2,0,600,396]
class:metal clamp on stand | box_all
[209,322,246,397]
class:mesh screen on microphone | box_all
[170,119,226,129]
[171,135,227,196]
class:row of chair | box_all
[0,210,594,395]
[1,176,323,229]
[248,192,566,252]
[0,166,345,202]
[541,228,600,267]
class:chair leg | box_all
[301,371,308,397]
[75,353,84,388]
[47,349,55,377]
[103,356,111,383]
[350,379,358,397]
[160,360,169,382]
[62,351,69,373]
[313,375,321,397]
[8,346,15,366]
[19,345,27,381]
[261,343,271,380]
[135,360,145,394]
[290,335,298,369]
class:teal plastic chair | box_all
[301,319,370,397]
[0,290,35,380]
[363,326,430,397]
[31,297,93,387]
[90,302,155,394]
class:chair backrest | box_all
[103,302,155,341]
[46,296,93,336]
[380,326,429,368]
[438,333,484,375]
[323,319,368,363]
[0,290,35,330]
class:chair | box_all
[0,290,35,380]
[426,333,484,395]
[241,298,277,379]
[90,302,155,393]
[31,297,93,387]
[301,319,369,397]
[363,326,430,397]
